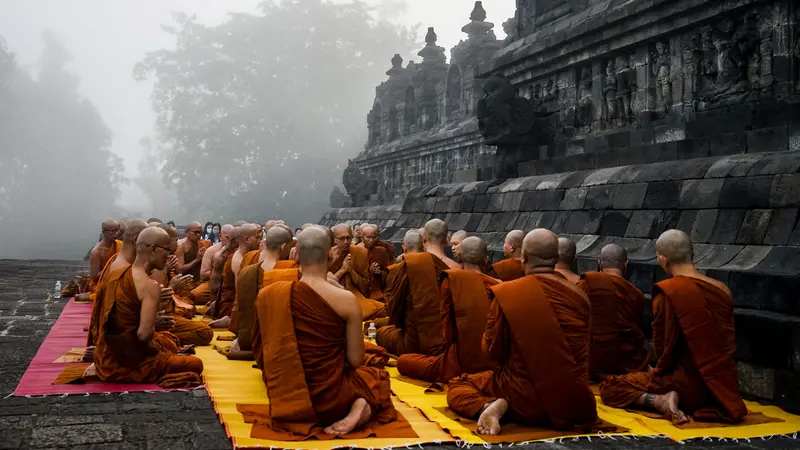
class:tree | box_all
[135,0,416,226]
[0,31,124,259]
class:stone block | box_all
[625,210,658,239]
[679,179,724,209]
[550,211,572,233]
[735,310,798,370]
[532,211,557,230]
[488,213,512,232]
[708,209,746,244]
[446,196,461,213]
[709,132,747,157]
[765,276,800,315]
[585,136,609,153]
[424,197,437,212]
[706,154,762,178]
[771,174,800,208]
[434,197,448,213]
[721,245,773,271]
[643,180,680,209]
[505,191,524,211]
[627,262,655,294]
[630,127,655,145]
[599,211,632,237]
[757,247,800,274]
[644,142,678,164]
[447,213,471,231]
[31,424,123,448]
[735,210,772,245]
[617,146,647,166]
[676,138,710,160]
[748,152,800,176]
[612,183,648,209]
[747,126,789,154]
[476,214,493,232]
[472,194,489,213]
[464,213,484,232]
[670,157,718,180]
[513,212,531,230]
[695,244,743,268]
[559,170,593,188]
[607,131,631,149]
[559,187,588,210]
[753,101,792,128]
[675,209,698,234]
[584,185,614,210]
[764,208,798,246]
[653,210,682,236]
[634,161,680,182]
[691,209,718,243]
[718,176,772,209]
[459,194,476,212]
[567,210,603,234]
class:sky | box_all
[0,0,515,211]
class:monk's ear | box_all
[623,261,629,275]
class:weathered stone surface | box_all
[736,210,772,245]
[679,179,724,209]
[599,211,632,237]
[764,208,798,246]
[708,210,746,244]
[718,177,772,209]
[585,185,614,210]
[560,187,588,210]
[625,210,658,239]
[771,174,800,208]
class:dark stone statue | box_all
[329,186,350,208]
[342,159,368,206]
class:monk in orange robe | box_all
[84,219,122,295]
[174,221,211,290]
[330,224,386,320]
[208,227,242,327]
[492,230,525,282]
[94,227,203,387]
[398,236,498,382]
[191,224,233,305]
[395,230,423,263]
[252,227,398,437]
[555,237,580,283]
[578,244,649,381]
[449,230,468,263]
[361,224,390,301]
[600,230,747,424]
[422,219,460,270]
[231,223,263,285]
[446,229,596,435]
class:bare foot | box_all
[76,293,90,301]
[324,398,372,435]
[209,316,231,329]
[477,398,508,436]
[82,346,95,362]
[653,391,689,425]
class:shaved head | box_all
[187,221,202,230]
[332,223,353,250]
[523,229,560,269]
[403,230,423,252]
[504,230,525,258]
[423,219,448,245]
[100,219,120,242]
[234,220,248,227]
[450,230,468,260]
[230,226,243,242]
[221,224,234,234]
[558,237,577,267]
[123,219,148,243]
[156,223,179,238]
[239,223,262,251]
[599,244,627,271]
[297,227,331,266]
[451,230,468,243]
[361,224,379,249]
[101,218,118,230]
[264,226,292,251]
[136,226,170,249]
[302,223,315,230]
[147,218,162,224]
[460,236,488,266]
[274,223,293,238]
[656,229,694,266]
[136,227,171,270]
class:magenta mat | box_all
[13,298,163,396]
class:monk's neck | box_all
[554,262,574,272]
[462,263,483,273]
[426,245,446,258]
[299,264,327,280]
[101,237,116,247]
[602,268,626,279]
[236,247,249,257]
[120,245,136,263]
[262,251,280,266]
[667,264,701,278]
[527,266,555,275]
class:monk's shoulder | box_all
[316,282,359,317]
[132,267,159,296]
[696,274,733,298]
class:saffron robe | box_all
[182,239,212,286]
[446,274,597,430]
[578,272,649,381]
[599,276,747,422]
[367,245,390,300]
[213,254,236,319]
[492,258,524,282]
[189,281,214,306]
[251,281,397,437]
[397,269,497,382]
[377,240,395,262]
[88,239,123,292]
[94,266,203,385]
[87,253,122,346]
[376,253,448,356]
[330,244,386,321]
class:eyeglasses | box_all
[187,230,201,235]
[335,236,353,241]
[102,228,119,233]
[151,244,172,253]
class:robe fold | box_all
[94,266,203,385]
[87,253,122,346]
[377,240,395,262]
[492,258,524,282]
[330,245,386,321]
[397,269,497,382]
[446,273,597,430]
[213,255,236,319]
[253,280,397,437]
[376,253,448,356]
[88,239,123,293]
[599,276,747,422]
[578,272,649,381]
[183,240,212,283]
[367,246,390,300]
[241,250,262,271]
[170,316,214,346]
[189,281,214,306]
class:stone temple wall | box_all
[325,0,800,412]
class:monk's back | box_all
[534,273,591,376]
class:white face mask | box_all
[206,227,212,233]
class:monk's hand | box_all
[195,247,207,261]
[170,274,193,292]
[159,287,174,310]
[342,254,353,272]
[165,255,179,273]
[155,315,175,331]
[370,262,381,275]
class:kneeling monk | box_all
[94,227,203,386]
[397,236,497,382]
[252,227,397,437]
[600,230,746,424]
[447,229,596,435]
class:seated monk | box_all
[352,224,363,246]
[600,230,747,425]
[395,230,423,263]
[174,221,211,289]
[149,223,213,347]
[231,223,263,285]
[94,227,203,386]
[555,237,580,284]
[361,224,390,301]
[397,236,498,382]
[191,224,233,305]
[446,229,596,435]
[492,230,525,282]
[87,219,148,346]
[208,227,242,328]
[579,244,649,381]
[252,227,397,436]
[84,219,122,296]
[373,225,395,262]
[330,224,386,321]
[422,219,460,270]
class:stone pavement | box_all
[0,260,798,450]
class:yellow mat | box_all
[196,331,800,445]
[196,331,454,449]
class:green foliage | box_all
[135,0,416,226]
[0,31,124,259]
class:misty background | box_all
[0,0,514,260]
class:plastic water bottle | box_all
[367,322,377,342]
[54,281,62,297]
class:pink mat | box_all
[14,298,163,396]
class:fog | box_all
[0,0,514,260]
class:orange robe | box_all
[367,245,390,301]
[330,245,386,321]
[88,239,123,293]
[492,258,524,282]
[377,240,395,262]
[94,266,203,386]
[376,253,448,356]
[446,273,596,430]
[397,269,497,382]
[600,276,747,422]
[182,239,212,287]
[213,254,236,319]
[251,281,397,438]
[578,272,649,381]
[87,253,122,346]
[189,281,214,305]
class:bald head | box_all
[136,226,170,250]
[504,230,525,258]
[102,218,118,230]
[264,226,292,251]
[221,224,234,234]
[599,244,627,271]
[147,218,162,224]
[557,237,577,267]
[234,220,247,227]
[297,227,331,266]
[460,236,488,266]
[135,227,171,270]
[656,229,694,266]
[101,219,120,241]
[424,219,448,246]
[239,223,262,251]
[332,223,353,250]
[523,229,560,269]
[123,219,148,244]
[451,230,468,243]
[403,230,423,252]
